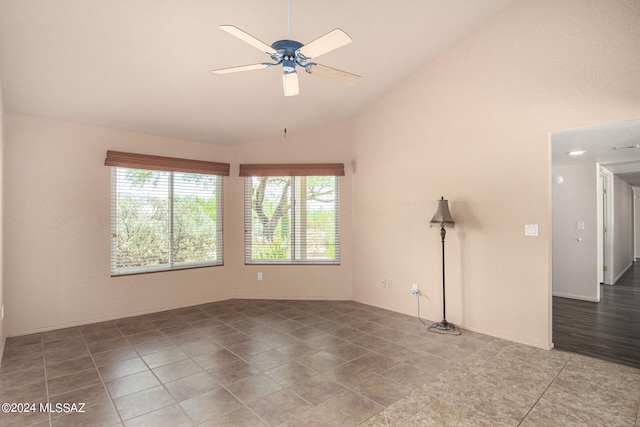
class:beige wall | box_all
[231,120,354,301]
[2,0,639,351]
[4,115,238,335]
[3,115,354,335]
[350,0,640,349]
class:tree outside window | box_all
[245,175,340,264]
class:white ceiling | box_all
[552,119,640,187]
[0,0,515,145]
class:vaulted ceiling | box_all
[0,0,514,145]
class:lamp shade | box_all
[430,197,455,225]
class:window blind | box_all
[107,151,226,276]
[241,165,342,265]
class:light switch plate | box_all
[577,221,585,230]
[525,224,538,236]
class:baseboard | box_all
[0,334,5,369]
[354,296,554,351]
[5,296,234,338]
[230,295,350,302]
[552,292,599,302]
[6,295,554,353]
[0,316,4,369]
[459,324,553,350]
[612,261,633,285]
[6,295,352,337]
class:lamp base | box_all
[428,319,461,335]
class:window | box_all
[105,151,229,275]
[241,163,344,265]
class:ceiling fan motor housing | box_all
[271,39,306,72]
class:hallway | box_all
[553,261,640,369]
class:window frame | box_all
[241,163,344,266]
[105,151,229,276]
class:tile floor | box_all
[0,299,639,426]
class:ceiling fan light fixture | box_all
[283,71,299,97]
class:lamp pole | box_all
[429,197,459,334]
[440,224,447,326]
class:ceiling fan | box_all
[212,5,362,97]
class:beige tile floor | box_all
[0,299,639,426]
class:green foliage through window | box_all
[111,168,223,275]
[245,176,340,264]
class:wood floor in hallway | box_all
[553,261,640,369]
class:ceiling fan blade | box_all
[305,63,362,86]
[282,72,299,97]
[219,25,277,54]
[212,63,271,74]
[298,29,352,59]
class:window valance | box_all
[239,163,345,177]
[105,150,230,176]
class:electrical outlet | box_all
[257,272,262,281]
[411,284,419,295]
[380,279,392,288]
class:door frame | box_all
[598,166,613,287]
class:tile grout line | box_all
[40,335,52,427]
[191,306,384,426]
[13,300,631,426]
[216,378,278,426]
[375,340,494,425]
[516,354,572,426]
[82,325,125,427]
[173,318,267,425]
[121,320,195,425]
[394,340,530,426]
[200,312,312,426]
[121,311,271,425]
[173,310,274,426]
[156,316,214,424]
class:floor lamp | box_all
[429,197,460,335]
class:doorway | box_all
[551,118,640,364]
